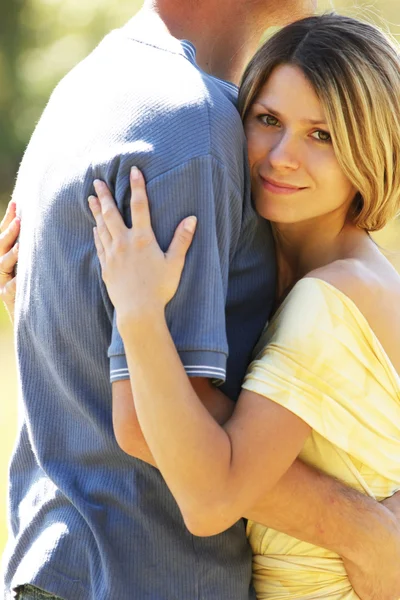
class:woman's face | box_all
[244,64,357,225]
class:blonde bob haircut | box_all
[239,14,400,231]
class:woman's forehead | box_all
[254,65,327,124]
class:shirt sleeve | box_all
[108,155,243,384]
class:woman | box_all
[2,13,400,600]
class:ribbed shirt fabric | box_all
[2,16,276,600]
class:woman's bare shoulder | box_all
[305,256,400,307]
[304,257,400,372]
[305,258,380,302]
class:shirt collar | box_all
[121,18,238,96]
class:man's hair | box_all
[238,13,400,232]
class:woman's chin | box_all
[255,205,299,224]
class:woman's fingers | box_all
[0,242,18,318]
[0,201,17,236]
[88,195,112,250]
[93,227,106,272]
[0,276,17,320]
[0,243,19,278]
[0,215,20,256]
[166,217,197,266]
[0,276,17,302]
[130,167,153,237]
[0,204,19,318]
[93,180,125,239]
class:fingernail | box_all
[184,217,197,233]
[14,242,19,253]
[93,180,103,191]
[88,195,97,206]
[131,166,140,180]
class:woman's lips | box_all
[261,176,306,195]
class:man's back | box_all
[3,18,275,600]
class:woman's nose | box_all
[268,133,301,171]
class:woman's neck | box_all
[272,217,370,306]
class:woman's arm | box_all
[89,170,311,531]
[122,311,310,532]
[112,377,235,466]
[0,201,19,323]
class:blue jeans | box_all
[15,585,63,600]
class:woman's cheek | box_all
[305,144,336,181]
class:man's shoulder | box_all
[57,30,244,156]
[30,29,246,195]
[68,30,238,116]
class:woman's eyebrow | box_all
[252,102,328,126]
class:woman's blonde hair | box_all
[239,14,400,231]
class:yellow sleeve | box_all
[242,278,400,476]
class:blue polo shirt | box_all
[3,16,276,600]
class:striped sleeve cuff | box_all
[110,350,227,385]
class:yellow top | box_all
[242,277,400,600]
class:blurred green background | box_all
[0,0,399,559]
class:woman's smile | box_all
[260,175,307,195]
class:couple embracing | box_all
[1,0,400,599]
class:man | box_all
[1,1,400,599]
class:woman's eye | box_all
[311,130,332,142]
[259,114,280,127]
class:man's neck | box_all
[138,1,269,85]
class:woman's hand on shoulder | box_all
[0,201,20,323]
[88,167,197,332]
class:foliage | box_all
[0,0,140,207]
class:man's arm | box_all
[246,461,400,600]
